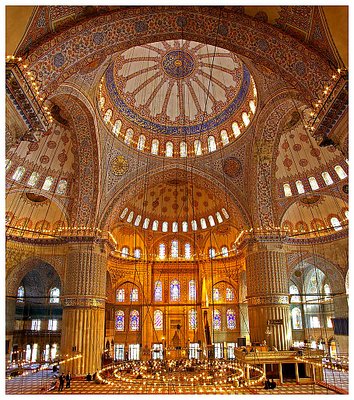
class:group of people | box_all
[48,372,72,392]
[264,378,277,390]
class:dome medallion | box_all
[162,50,195,79]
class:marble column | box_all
[60,240,108,375]
[245,238,292,350]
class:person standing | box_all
[65,371,72,388]
[58,373,65,391]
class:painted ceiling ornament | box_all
[110,155,129,176]
[300,195,321,205]
[223,157,242,178]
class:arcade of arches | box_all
[5,5,348,393]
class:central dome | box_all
[99,40,257,157]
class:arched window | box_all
[166,141,173,157]
[185,243,191,259]
[130,310,140,331]
[249,100,256,114]
[334,165,347,179]
[143,218,150,229]
[49,287,60,304]
[289,284,300,303]
[324,283,331,300]
[27,172,39,187]
[162,221,168,232]
[242,112,250,127]
[154,310,163,330]
[170,280,180,301]
[172,222,178,232]
[322,171,333,185]
[232,122,241,138]
[130,288,138,302]
[137,135,146,151]
[17,286,24,302]
[216,212,223,223]
[213,288,220,301]
[151,139,159,155]
[6,159,11,172]
[227,309,236,329]
[154,281,162,302]
[134,248,141,259]
[209,247,216,259]
[220,130,229,146]
[121,247,129,257]
[291,307,302,329]
[308,176,319,190]
[213,309,221,330]
[152,220,159,231]
[200,218,207,229]
[104,109,112,124]
[115,310,125,331]
[112,119,122,136]
[180,141,187,157]
[189,280,196,301]
[194,140,202,156]
[191,220,197,231]
[182,221,188,232]
[189,309,197,330]
[12,166,25,182]
[226,287,234,301]
[344,210,349,219]
[56,179,67,195]
[99,96,105,108]
[127,211,134,223]
[42,176,54,191]
[221,246,228,257]
[159,243,166,259]
[296,180,305,194]
[208,215,215,227]
[124,128,133,145]
[331,217,342,231]
[120,208,129,219]
[116,288,125,302]
[221,208,230,219]
[283,183,292,197]
[208,136,217,152]
[171,240,178,258]
[134,215,142,226]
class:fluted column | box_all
[61,240,108,375]
[245,239,292,350]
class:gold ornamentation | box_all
[111,155,129,176]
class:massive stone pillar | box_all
[60,239,108,375]
[245,237,292,350]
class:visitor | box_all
[269,379,276,389]
[65,371,72,388]
[264,378,271,389]
[58,373,65,391]
[86,372,92,381]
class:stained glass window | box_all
[322,171,333,185]
[283,183,292,197]
[180,141,187,157]
[42,176,54,191]
[127,211,134,223]
[170,280,180,301]
[242,112,250,127]
[154,310,163,330]
[154,281,162,302]
[291,307,302,329]
[194,140,202,156]
[213,309,221,330]
[56,179,67,195]
[189,309,197,330]
[324,283,331,300]
[130,310,139,331]
[49,287,60,303]
[185,243,191,259]
[232,122,241,137]
[249,100,256,114]
[208,136,217,152]
[209,247,216,259]
[134,215,141,226]
[116,289,125,302]
[134,248,141,259]
[172,222,178,232]
[104,108,112,123]
[137,135,146,151]
[222,208,229,219]
[308,177,319,190]
[27,172,39,187]
[159,243,166,259]
[120,208,129,219]
[166,141,173,157]
[200,218,207,229]
[124,128,133,145]
[191,220,197,231]
[143,218,150,229]
[115,310,124,331]
[289,285,300,303]
[189,280,196,301]
[221,246,228,257]
[112,119,122,136]
[12,166,25,182]
[331,217,342,231]
[182,221,188,232]
[226,287,234,301]
[152,220,159,231]
[208,215,215,227]
[216,212,223,223]
[226,309,236,329]
[213,288,220,301]
[220,130,229,145]
[296,180,305,194]
[171,240,178,258]
[162,221,168,232]
[151,139,159,155]
[335,165,347,179]
[99,96,105,108]
[121,247,129,257]
[130,288,138,302]
[17,286,24,302]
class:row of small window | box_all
[114,308,237,332]
[283,213,348,233]
[283,165,347,197]
[6,162,68,195]
[22,319,59,331]
[17,286,60,303]
[116,282,234,303]
[14,343,58,363]
[120,207,230,232]
[102,102,255,157]
[291,308,333,330]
